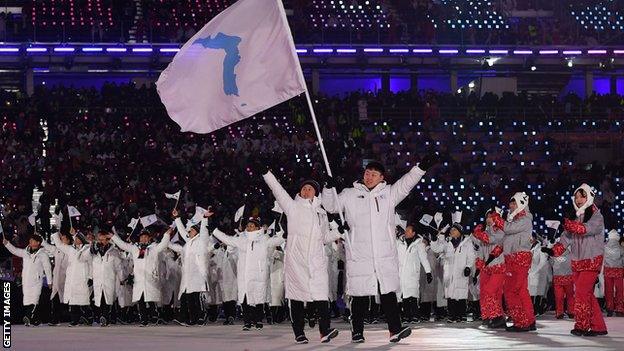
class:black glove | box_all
[90,243,98,255]
[323,174,336,189]
[485,254,495,266]
[126,274,134,286]
[463,267,471,277]
[87,279,93,287]
[213,242,221,250]
[253,162,270,175]
[473,269,480,284]
[418,153,438,171]
[338,221,350,234]
[430,232,438,241]
[426,272,433,284]
[541,247,554,256]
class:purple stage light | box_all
[562,50,582,55]
[295,49,308,54]
[0,47,20,52]
[106,48,127,53]
[439,49,459,54]
[489,49,509,54]
[82,48,104,52]
[389,48,409,53]
[466,49,486,54]
[363,48,384,53]
[160,48,180,53]
[336,49,357,53]
[413,48,433,53]
[313,48,334,53]
[513,50,533,55]
[587,49,607,54]
[26,48,47,53]
[132,48,153,53]
[54,47,75,52]
[539,50,559,55]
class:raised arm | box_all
[174,217,189,242]
[321,188,346,214]
[501,214,533,236]
[110,234,137,254]
[153,229,173,254]
[212,228,241,248]
[267,235,285,248]
[3,241,26,258]
[263,171,295,215]
[51,232,73,256]
[390,166,426,206]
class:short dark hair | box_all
[365,161,385,175]
[29,234,43,243]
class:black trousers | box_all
[242,295,263,325]
[69,305,90,324]
[448,299,466,320]
[290,300,331,338]
[401,297,419,321]
[137,294,157,324]
[23,304,40,324]
[179,292,201,324]
[50,294,65,324]
[97,294,111,322]
[223,300,236,320]
[419,301,432,321]
[351,284,402,335]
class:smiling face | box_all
[300,184,316,200]
[405,225,416,239]
[97,232,110,246]
[363,168,384,189]
[450,227,461,239]
[574,190,588,208]
[28,238,41,251]
[509,200,518,213]
[246,222,260,232]
[139,233,151,244]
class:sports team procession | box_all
[2,0,624,347]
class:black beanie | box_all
[300,180,320,196]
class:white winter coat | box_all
[160,249,181,306]
[172,218,215,299]
[4,242,52,305]
[264,171,338,302]
[397,237,432,299]
[528,244,549,297]
[111,232,171,303]
[431,235,475,300]
[213,228,284,305]
[89,245,122,306]
[269,247,285,306]
[41,241,68,301]
[322,166,426,296]
[51,233,92,305]
[116,251,134,308]
[218,245,238,302]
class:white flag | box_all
[272,201,283,214]
[188,206,208,227]
[234,205,245,222]
[67,205,81,217]
[28,213,37,226]
[419,214,434,227]
[452,211,463,224]
[433,212,443,228]
[545,220,561,231]
[268,220,276,232]
[395,213,407,230]
[165,191,181,200]
[127,218,139,231]
[140,214,159,228]
[156,0,306,134]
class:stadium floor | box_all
[10,314,624,351]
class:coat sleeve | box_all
[175,218,189,242]
[321,188,346,214]
[51,232,72,256]
[268,235,286,248]
[582,211,605,237]
[465,244,476,269]
[430,235,447,254]
[40,253,53,285]
[4,241,26,258]
[417,242,432,274]
[212,229,241,248]
[502,215,532,236]
[110,234,136,254]
[390,166,426,206]
[153,232,172,254]
[41,240,58,256]
[263,171,295,215]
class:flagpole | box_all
[67,206,73,230]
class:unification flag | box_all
[156,0,306,133]
[234,205,245,222]
[127,218,140,231]
[165,191,181,200]
[67,206,81,217]
[140,214,159,228]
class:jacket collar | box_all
[353,180,387,194]
[245,229,264,242]
[294,195,325,213]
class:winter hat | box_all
[300,179,320,196]
[508,192,529,221]
[451,223,464,234]
[365,161,385,175]
[573,183,596,217]
[608,229,620,241]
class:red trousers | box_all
[573,270,607,332]
[553,275,574,316]
[479,264,505,320]
[504,252,535,328]
[604,267,624,313]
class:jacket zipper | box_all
[375,197,379,212]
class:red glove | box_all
[472,224,490,244]
[491,245,503,258]
[552,243,566,257]
[563,218,587,236]
[476,258,486,270]
[490,213,505,231]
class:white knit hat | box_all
[507,192,529,222]
[608,229,620,241]
[572,183,596,217]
